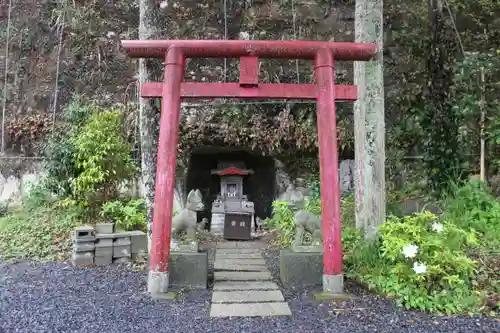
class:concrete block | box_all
[114,237,131,246]
[210,302,291,317]
[169,251,208,289]
[113,245,131,258]
[279,249,322,288]
[72,226,95,243]
[95,246,113,257]
[73,242,95,252]
[129,231,147,254]
[113,257,131,264]
[71,252,94,266]
[95,233,115,239]
[96,223,114,234]
[95,238,113,247]
[95,255,113,266]
[212,290,284,303]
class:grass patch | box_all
[0,203,84,262]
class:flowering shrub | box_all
[351,211,481,314]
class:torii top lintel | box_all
[121,39,376,61]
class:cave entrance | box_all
[186,147,276,229]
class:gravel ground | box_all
[1,251,498,333]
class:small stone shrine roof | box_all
[210,161,254,176]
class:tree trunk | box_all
[138,0,159,253]
[354,0,386,240]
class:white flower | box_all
[170,239,179,250]
[239,31,250,40]
[431,222,444,233]
[402,244,419,258]
[106,31,116,39]
[412,262,427,274]
[159,1,168,9]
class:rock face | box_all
[339,159,354,194]
[274,159,355,200]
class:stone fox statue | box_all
[285,186,322,247]
[171,189,204,243]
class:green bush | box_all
[264,201,295,246]
[349,211,481,314]
[100,199,147,231]
[72,108,138,207]
[41,100,138,209]
[41,100,97,197]
[443,180,500,250]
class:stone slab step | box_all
[215,253,263,260]
[210,302,292,317]
[215,258,267,265]
[212,290,284,303]
[216,248,263,254]
[216,242,267,249]
[213,281,280,291]
[214,271,272,281]
[214,263,268,271]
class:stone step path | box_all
[210,242,292,318]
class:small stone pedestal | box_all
[279,249,323,288]
[169,251,208,289]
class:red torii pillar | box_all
[121,40,376,295]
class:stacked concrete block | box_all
[70,224,148,267]
[129,230,148,260]
[94,235,114,266]
[96,223,114,234]
[113,234,132,264]
[71,226,95,266]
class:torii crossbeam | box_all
[121,39,376,295]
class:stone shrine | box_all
[210,161,255,240]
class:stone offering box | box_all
[71,224,148,266]
[279,249,323,288]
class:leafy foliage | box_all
[444,181,500,249]
[264,201,295,246]
[100,199,147,231]
[71,108,138,206]
[41,100,98,197]
[264,195,360,249]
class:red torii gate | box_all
[121,39,376,295]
